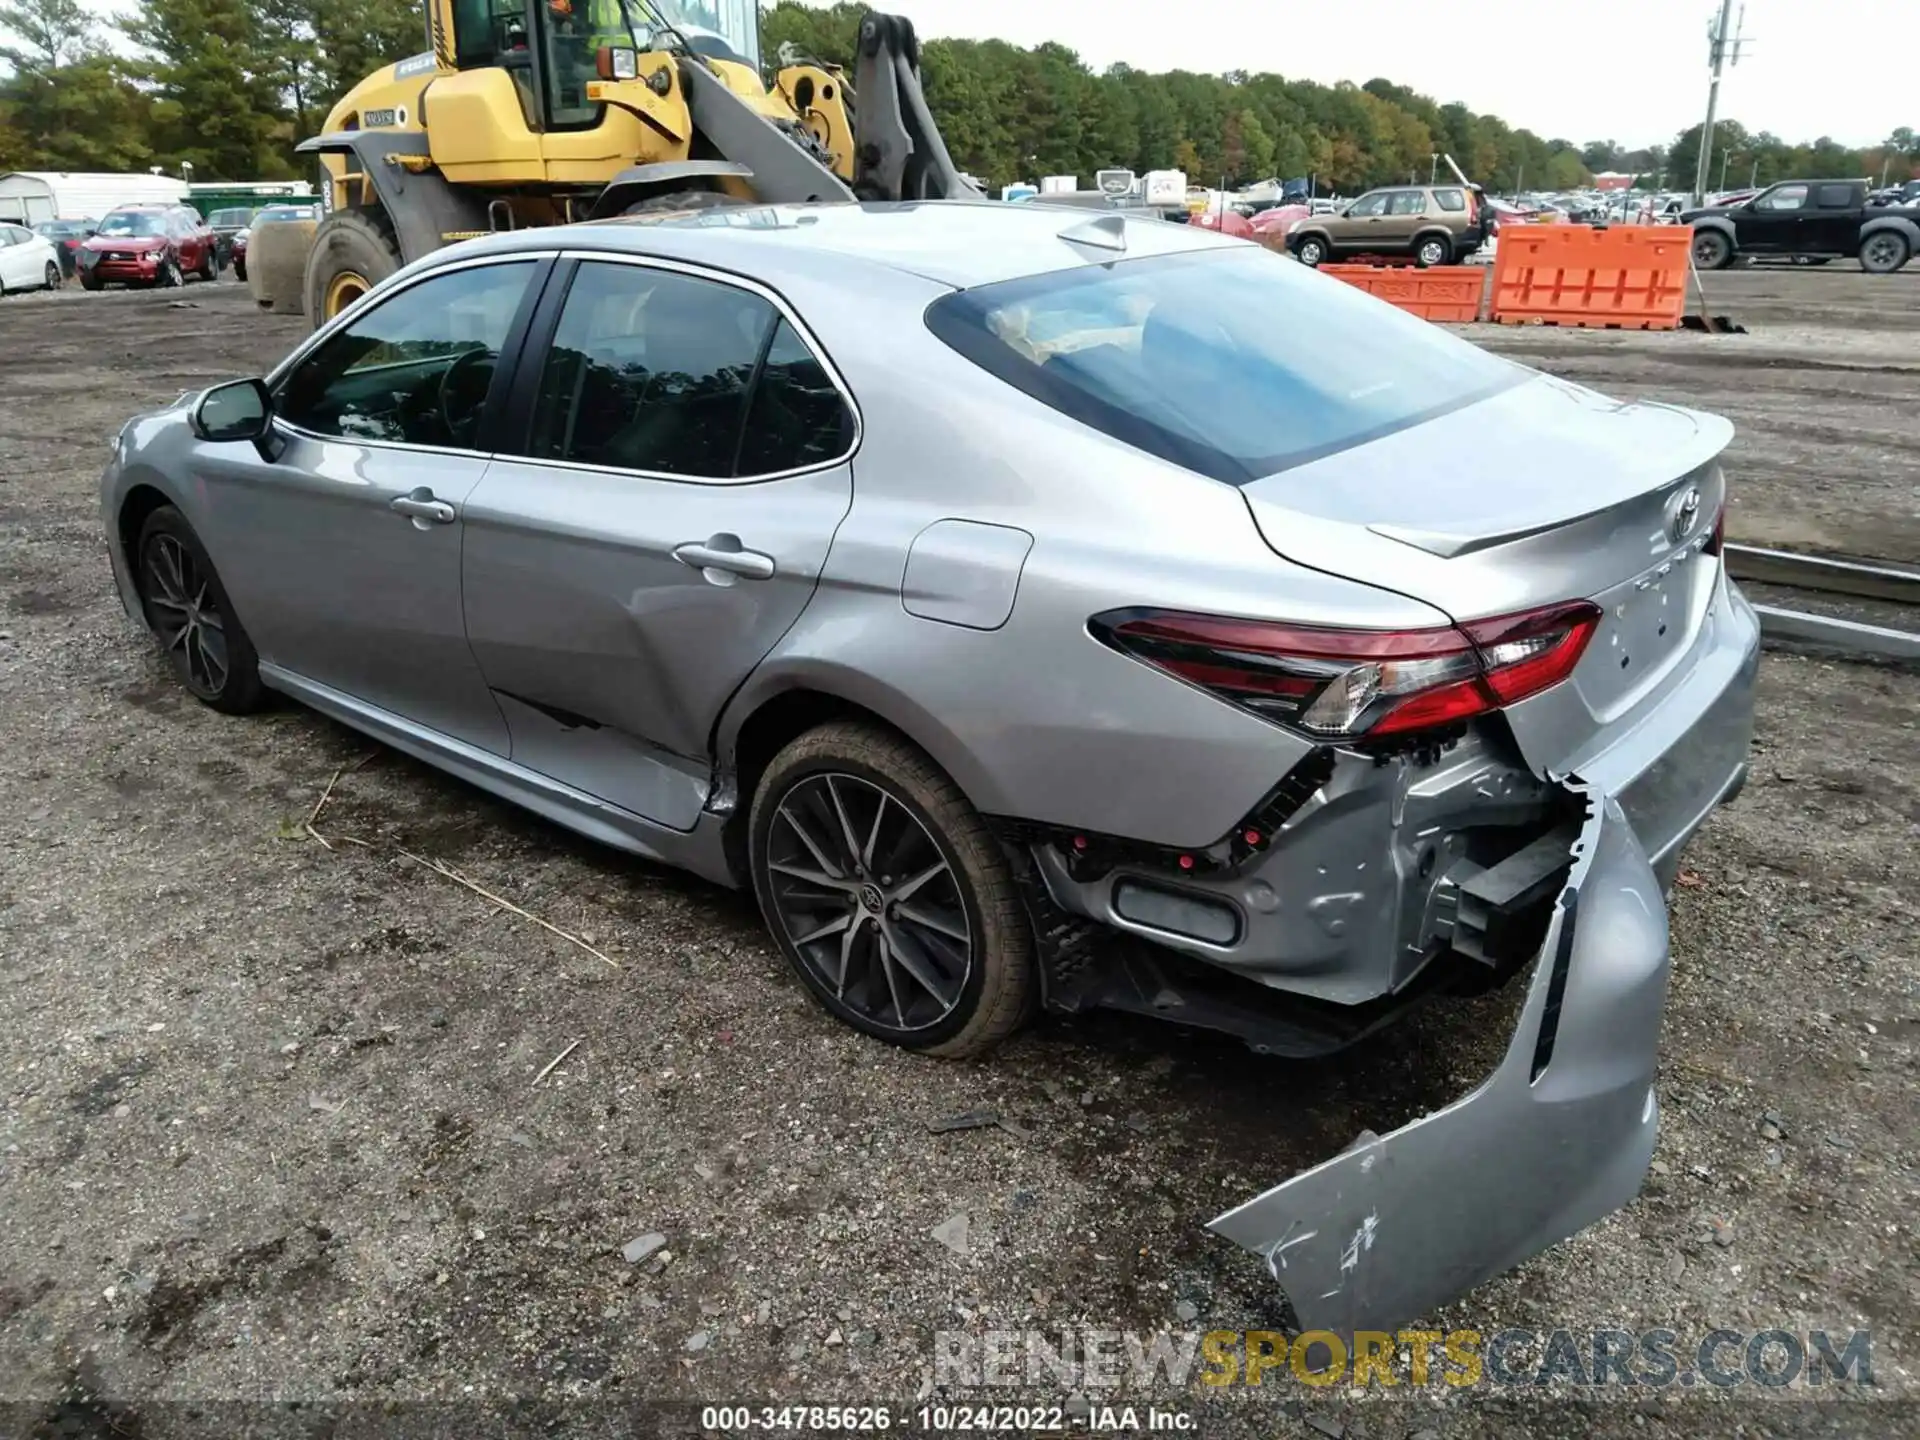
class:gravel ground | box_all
[0,274,1914,1439]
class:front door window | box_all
[277,261,535,450]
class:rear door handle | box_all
[673,537,776,582]
[390,488,456,525]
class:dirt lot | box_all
[0,273,1914,1439]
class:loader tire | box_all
[247,216,318,316]
[303,210,402,328]
[621,189,747,223]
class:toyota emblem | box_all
[1668,486,1702,544]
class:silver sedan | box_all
[100,202,1759,1332]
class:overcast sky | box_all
[898,0,1914,150]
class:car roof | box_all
[442,200,1246,290]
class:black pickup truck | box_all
[1682,179,1920,273]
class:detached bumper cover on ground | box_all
[1210,589,1760,1335]
[1210,793,1666,1334]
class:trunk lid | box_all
[1238,374,1732,770]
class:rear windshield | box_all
[924,247,1523,485]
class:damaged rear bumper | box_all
[1208,788,1670,1335]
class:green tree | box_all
[123,0,289,178]
[0,0,91,70]
[0,0,157,171]
[309,0,429,111]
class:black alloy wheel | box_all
[133,507,264,713]
[750,722,1033,1057]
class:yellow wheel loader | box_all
[281,0,976,324]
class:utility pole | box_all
[1693,0,1746,205]
[1720,151,1731,192]
[1430,153,1439,184]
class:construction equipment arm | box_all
[848,12,982,201]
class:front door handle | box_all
[673,537,776,583]
[391,488,456,526]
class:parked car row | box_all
[0,203,313,296]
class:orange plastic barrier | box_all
[1489,225,1692,330]
[1320,264,1487,323]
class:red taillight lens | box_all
[1094,600,1600,741]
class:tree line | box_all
[1,0,1913,196]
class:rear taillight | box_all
[1093,601,1600,741]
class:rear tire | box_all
[1860,232,1910,274]
[303,209,402,326]
[42,261,59,290]
[749,721,1034,1058]
[132,506,266,715]
[1415,235,1451,268]
[1294,235,1328,267]
[1692,230,1733,270]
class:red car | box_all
[78,205,218,290]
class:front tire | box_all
[1860,232,1911,274]
[198,248,217,282]
[133,506,265,714]
[749,721,1034,1058]
[303,209,402,326]
[157,254,183,288]
[1692,230,1733,270]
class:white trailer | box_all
[0,171,189,225]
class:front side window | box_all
[1387,191,1427,216]
[276,261,534,449]
[1346,192,1389,218]
[1758,185,1808,212]
[926,247,1524,486]
[525,260,851,479]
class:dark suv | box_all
[78,205,218,290]
[1288,184,1492,268]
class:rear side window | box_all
[1814,184,1854,208]
[1433,188,1466,212]
[925,248,1523,485]
[735,319,857,476]
[526,260,853,479]
[1387,191,1426,216]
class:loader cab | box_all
[448,0,608,131]
[446,0,760,133]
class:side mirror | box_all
[596,45,639,80]
[192,378,273,445]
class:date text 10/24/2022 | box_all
[700,1406,1197,1432]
